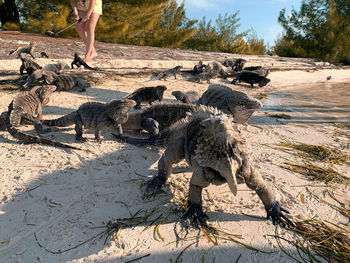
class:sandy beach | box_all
[0,31,349,263]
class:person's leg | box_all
[76,10,88,43]
[84,12,100,62]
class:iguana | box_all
[9,42,36,59]
[189,72,217,84]
[171,90,200,104]
[222,58,246,72]
[197,84,263,124]
[19,54,42,75]
[205,61,232,77]
[114,106,292,227]
[51,74,91,92]
[231,71,270,88]
[40,51,49,58]
[23,70,59,89]
[122,102,200,135]
[71,53,96,70]
[123,85,167,109]
[154,66,183,80]
[4,85,80,150]
[243,66,270,77]
[192,61,207,75]
[23,62,71,89]
[44,61,70,73]
[43,99,136,142]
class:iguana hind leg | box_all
[144,138,185,199]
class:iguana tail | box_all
[43,111,77,127]
[111,130,169,147]
[6,118,80,150]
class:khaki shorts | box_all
[77,0,102,15]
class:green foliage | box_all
[2,21,21,30]
[276,0,350,61]
[183,13,267,55]
[245,30,266,55]
[1,0,266,55]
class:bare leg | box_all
[76,10,88,43]
[84,12,99,62]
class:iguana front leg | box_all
[182,167,217,227]
[144,138,185,199]
[95,122,108,142]
[240,158,292,226]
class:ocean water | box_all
[262,83,350,124]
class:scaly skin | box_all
[154,66,183,80]
[5,85,80,150]
[124,85,167,109]
[115,107,291,227]
[51,74,91,92]
[231,71,271,88]
[44,99,136,142]
[9,42,36,59]
[197,84,263,124]
[122,102,200,136]
[171,90,200,104]
[71,53,96,70]
[19,54,42,75]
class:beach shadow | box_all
[0,144,289,263]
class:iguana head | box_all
[227,95,263,124]
[171,91,184,102]
[107,99,136,123]
[194,114,245,196]
[174,65,183,71]
[35,85,56,105]
[258,77,270,87]
[155,85,167,100]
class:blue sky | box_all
[176,0,302,46]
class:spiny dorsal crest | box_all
[194,114,246,163]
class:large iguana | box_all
[197,84,263,124]
[44,61,70,73]
[154,66,183,80]
[9,42,36,59]
[123,85,167,109]
[114,106,292,227]
[122,102,200,135]
[231,71,271,88]
[50,74,91,92]
[243,66,270,77]
[22,70,58,89]
[4,85,80,150]
[43,99,136,142]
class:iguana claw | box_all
[182,204,209,228]
[265,201,294,227]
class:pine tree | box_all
[184,12,250,54]
[0,0,20,28]
[276,0,350,61]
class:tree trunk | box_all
[0,0,20,26]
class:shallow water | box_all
[262,83,350,124]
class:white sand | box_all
[0,49,350,263]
